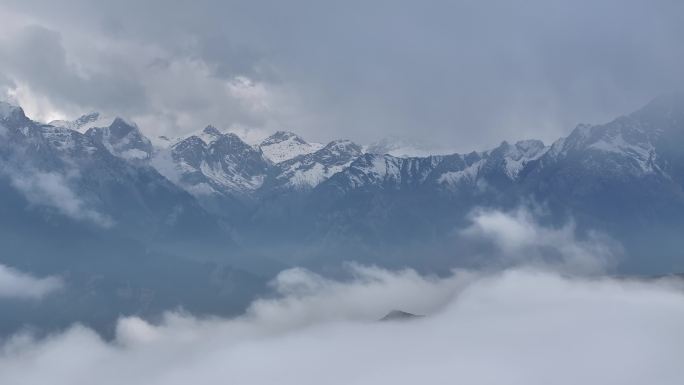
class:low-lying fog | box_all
[1,265,683,385]
[0,208,682,384]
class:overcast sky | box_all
[1,0,683,150]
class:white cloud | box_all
[5,82,68,123]
[7,167,113,227]
[462,207,621,273]
[227,76,272,114]
[0,264,62,299]
[0,266,683,385]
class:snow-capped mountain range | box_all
[3,94,684,275]
[4,94,684,338]
[46,110,554,201]
[1,102,218,241]
[17,94,684,204]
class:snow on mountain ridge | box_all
[161,127,271,199]
[196,125,224,146]
[328,139,549,193]
[0,108,215,232]
[156,124,262,150]
[537,111,668,175]
[50,112,127,134]
[493,140,548,179]
[437,157,483,186]
[258,131,323,164]
[267,139,363,190]
[85,118,153,161]
[28,93,684,203]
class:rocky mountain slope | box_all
[3,95,684,274]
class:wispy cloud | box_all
[5,166,113,227]
[462,207,621,273]
[0,264,62,299]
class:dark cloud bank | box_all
[1,0,683,149]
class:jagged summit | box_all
[321,139,362,156]
[163,126,271,197]
[259,130,323,164]
[514,139,546,152]
[50,112,114,133]
[0,101,26,120]
[262,139,363,191]
[261,130,304,144]
[76,111,100,123]
[84,117,152,161]
[173,124,240,147]
[194,125,223,145]
[107,117,138,138]
[213,131,257,152]
[202,125,222,136]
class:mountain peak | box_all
[515,139,545,150]
[108,117,139,139]
[189,125,229,145]
[50,112,119,133]
[259,131,322,163]
[203,125,221,136]
[326,139,356,147]
[323,139,362,155]
[261,131,306,145]
[222,131,245,141]
[211,131,252,150]
[0,101,27,121]
[75,111,100,125]
[83,116,151,161]
[272,130,298,140]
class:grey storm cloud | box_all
[1,0,683,150]
[0,25,147,114]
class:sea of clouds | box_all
[0,265,683,385]
[0,208,682,384]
